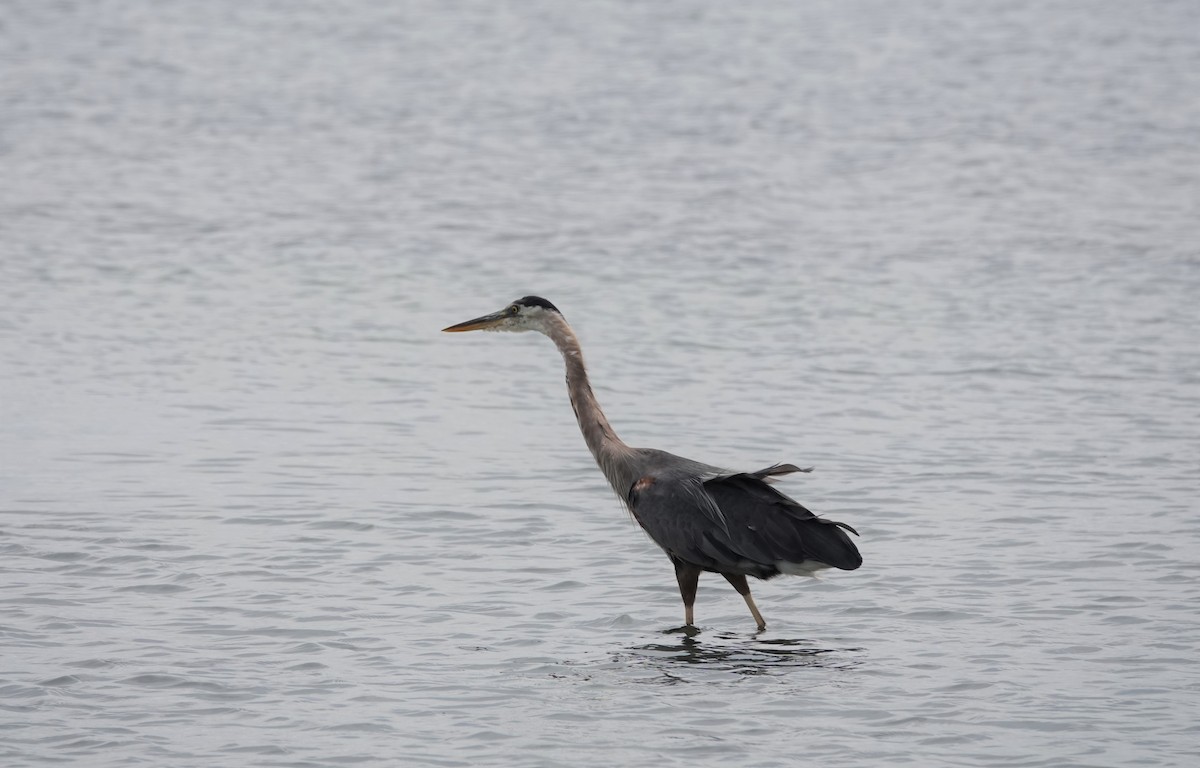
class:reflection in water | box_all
[621,630,865,678]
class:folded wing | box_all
[627,465,862,579]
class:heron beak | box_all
[442,309,508,333]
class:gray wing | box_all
[713,462,813,483]
[627,464,861,579]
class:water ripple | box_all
[3,1,1199,767]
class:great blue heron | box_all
[443,296,861,630]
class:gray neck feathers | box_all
[543,313,636,495]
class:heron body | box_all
[444,296,861,630]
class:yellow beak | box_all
[442,309,508,333]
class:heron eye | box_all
[509,305,519,315]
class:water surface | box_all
[2,2,1199,766]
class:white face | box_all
[494,303,552,333]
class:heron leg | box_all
[721,573,766,631]
[672,560,702,627]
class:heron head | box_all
[442,296,562,334]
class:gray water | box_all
[3,1,1199,766]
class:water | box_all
[3,1,1199,766]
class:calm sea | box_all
[2,1,1198,766]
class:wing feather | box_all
[627,467,861,578]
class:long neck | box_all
[543,313,635,492]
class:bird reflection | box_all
[623,630,864,676]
